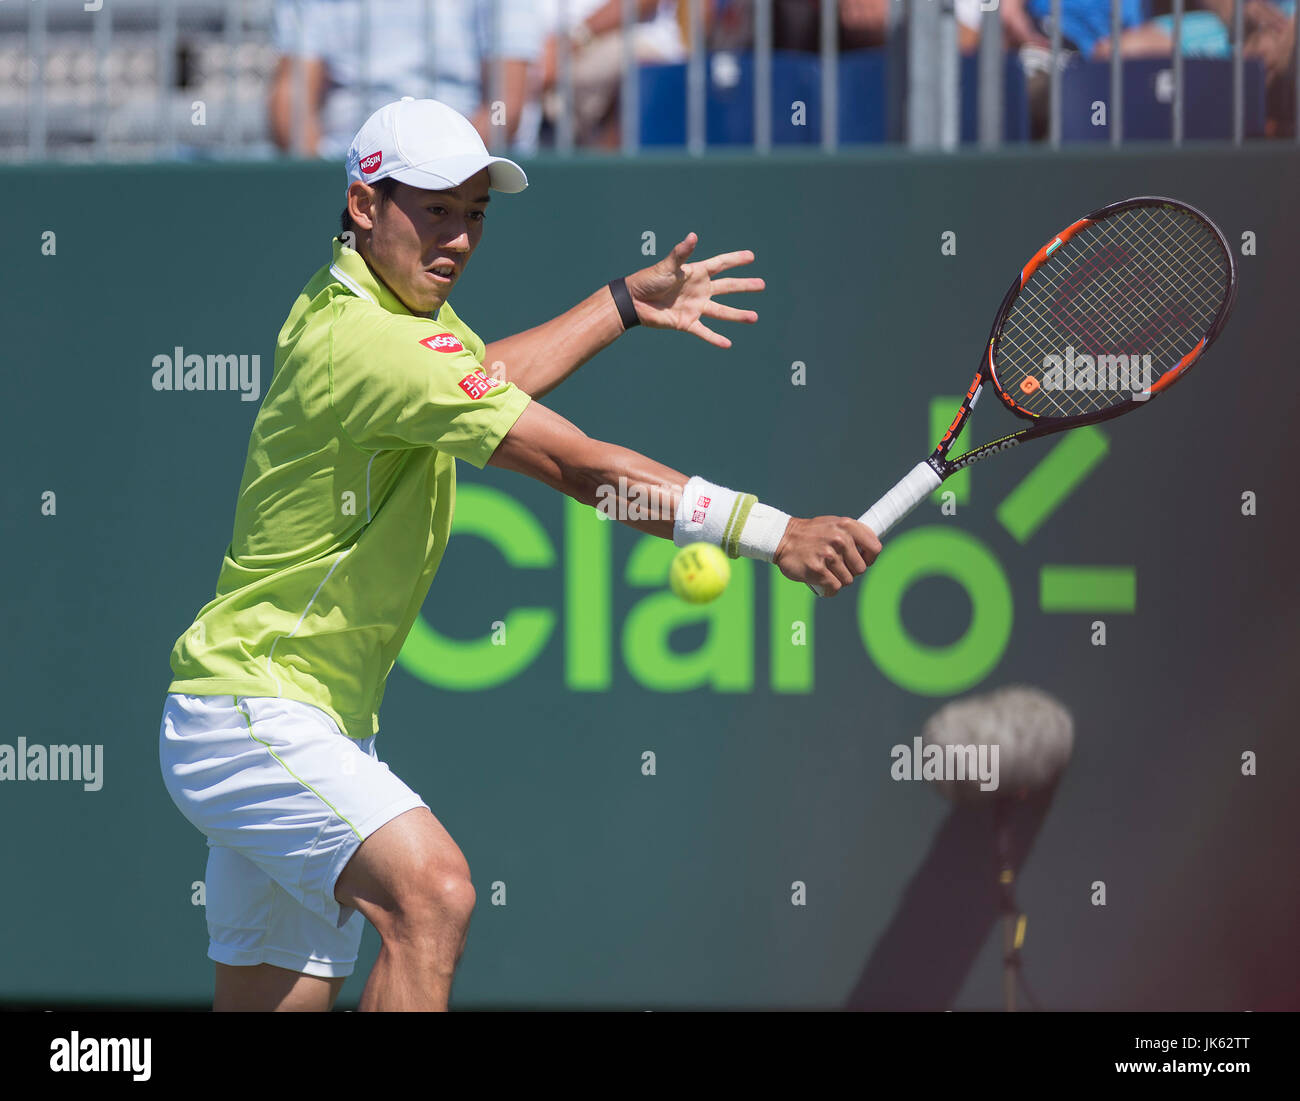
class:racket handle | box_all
[859,461,942,538]
[809,462,941,597]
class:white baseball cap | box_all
[346,97,528,194]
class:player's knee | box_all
[430,871,476,927]
[387,866,476,939]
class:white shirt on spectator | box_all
[273,0,543,156]
[512,0,685,152]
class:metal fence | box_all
[1,0,1295,161]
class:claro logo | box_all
[396,407,1134,698]
[397,485,1013,697]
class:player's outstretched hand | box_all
[623,231,764,349]
[773,516,882,595]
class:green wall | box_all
[1,146,1297,1008]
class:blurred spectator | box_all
[1005,0,1148,55]
[786,0,889,48]
[1093,1,1297,135]
[706,0,895,50]
[519,1,693,150]
[1093,0,1289,57]
[995,0,1148,138]
[269,0,543,158]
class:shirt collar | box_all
[328,237,441,321]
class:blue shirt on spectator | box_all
[1026,0,1148,57]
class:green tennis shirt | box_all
[168,237,532,739]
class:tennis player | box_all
[159,97,879,1012]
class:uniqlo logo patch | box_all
[692,509,706,524]
[420,333,464,354]
[698,495,711,508]
[360,150,383,174]
[458,371,501,399]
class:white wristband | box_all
[736,502,791,563]
[674,476,791,563]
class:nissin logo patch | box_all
[420,333,464,354]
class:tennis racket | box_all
[813,195,1237,596]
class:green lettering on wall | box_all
[858,527,1013,695]
[622,537,754,691]
[565,497,612,690]
[770,572,814,693]
[397,484,556,690]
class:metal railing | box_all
[1,0,1296,161]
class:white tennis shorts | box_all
[158,693,428,978]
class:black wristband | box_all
[608,277,640,331]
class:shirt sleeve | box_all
[272,0,333,59]
[329,308,531,468]
[481,0,544,61]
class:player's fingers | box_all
[811,565,842,596]
[672,232,699,264]
[687,319,731,348]
[709,276,766,296]
[700,249,756,275]
[839,536,869,577]
[822,551,855,589]
[850,520,883,564]
[700,300,758,323]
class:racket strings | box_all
[995,204,1228,419]
[1008,209,1222,410]
[1006,211,1221,416]
[1000,207,1224,416]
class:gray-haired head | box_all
[922,685,1074,804]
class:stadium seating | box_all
[639,49,1268,146]
[638,49,1030,146]
[1060,57,1267,141]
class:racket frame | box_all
[924,195,1237,484]
[811,196,1238,594]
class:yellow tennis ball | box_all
[670,542,731,604]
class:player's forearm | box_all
[481,284,627,399]
[487,406,684,537]
[532,434,686,539]
[566,438,685,539]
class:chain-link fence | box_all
[1,0,1294,161]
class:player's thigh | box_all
[214,962,345,1012]
[334,805,474,931]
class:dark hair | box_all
[339,177,400,239]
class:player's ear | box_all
[347,181,379,233]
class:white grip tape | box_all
[859,461,942,538]
[809,462,942,597]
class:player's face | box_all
[360,170,491,315]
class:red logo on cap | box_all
[359,150,383,174]
[420,333,464,354]
[458,371,502,400]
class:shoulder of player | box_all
[327,302,483,372]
